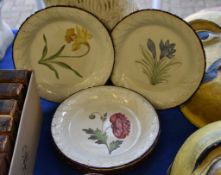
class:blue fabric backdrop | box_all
[0,31,197,175]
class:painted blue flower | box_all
[197,31,209,41]
[203,58,221,83]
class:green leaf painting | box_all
[82,112,130,155]
[147,38,156,59]
[108,140,123,154]
[136,38,181,85]
[38,26,92,79]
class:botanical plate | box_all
[169,121,221,175]
[111,10,205,109]
[181,8,221,127]
[13,6,114,102]
[51,86,160,172]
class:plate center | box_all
[67,102,141,157]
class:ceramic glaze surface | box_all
[43,0,142,29]
[111,10,205,109]
[181,8,221,127]
[13,7,114,102]
[51,86,159,168]
[170,121,221,175]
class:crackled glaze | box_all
[51,86,159,169]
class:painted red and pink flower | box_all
[82,112,131,154]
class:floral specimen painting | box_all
[136,38,181,85]
[82,112,130,154]
[38,26,92,79]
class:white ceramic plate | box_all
[51,86,159,171]
[111,10,205,109]
[13,6,114,102]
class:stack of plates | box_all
[13,6,205,173]
[51,86,160,172]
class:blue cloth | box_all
[0,31,197,175]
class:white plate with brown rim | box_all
[51,86,160,172]
[13,6,114,102]
[111,10,205,109]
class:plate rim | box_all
[170,121,221,175]
[12,5,115,102]
[51,85,160,173]
[110,9,206,110]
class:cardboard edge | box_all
[9,73,42,175]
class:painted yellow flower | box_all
[65,28,76,43]
[72,26,92,51]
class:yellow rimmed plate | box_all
[181,8,221,127]
[170,121,221,175]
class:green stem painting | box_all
[38,26,92,79]
[83,112,130,155]
[38,34,90,79]
[136,38,181,85]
